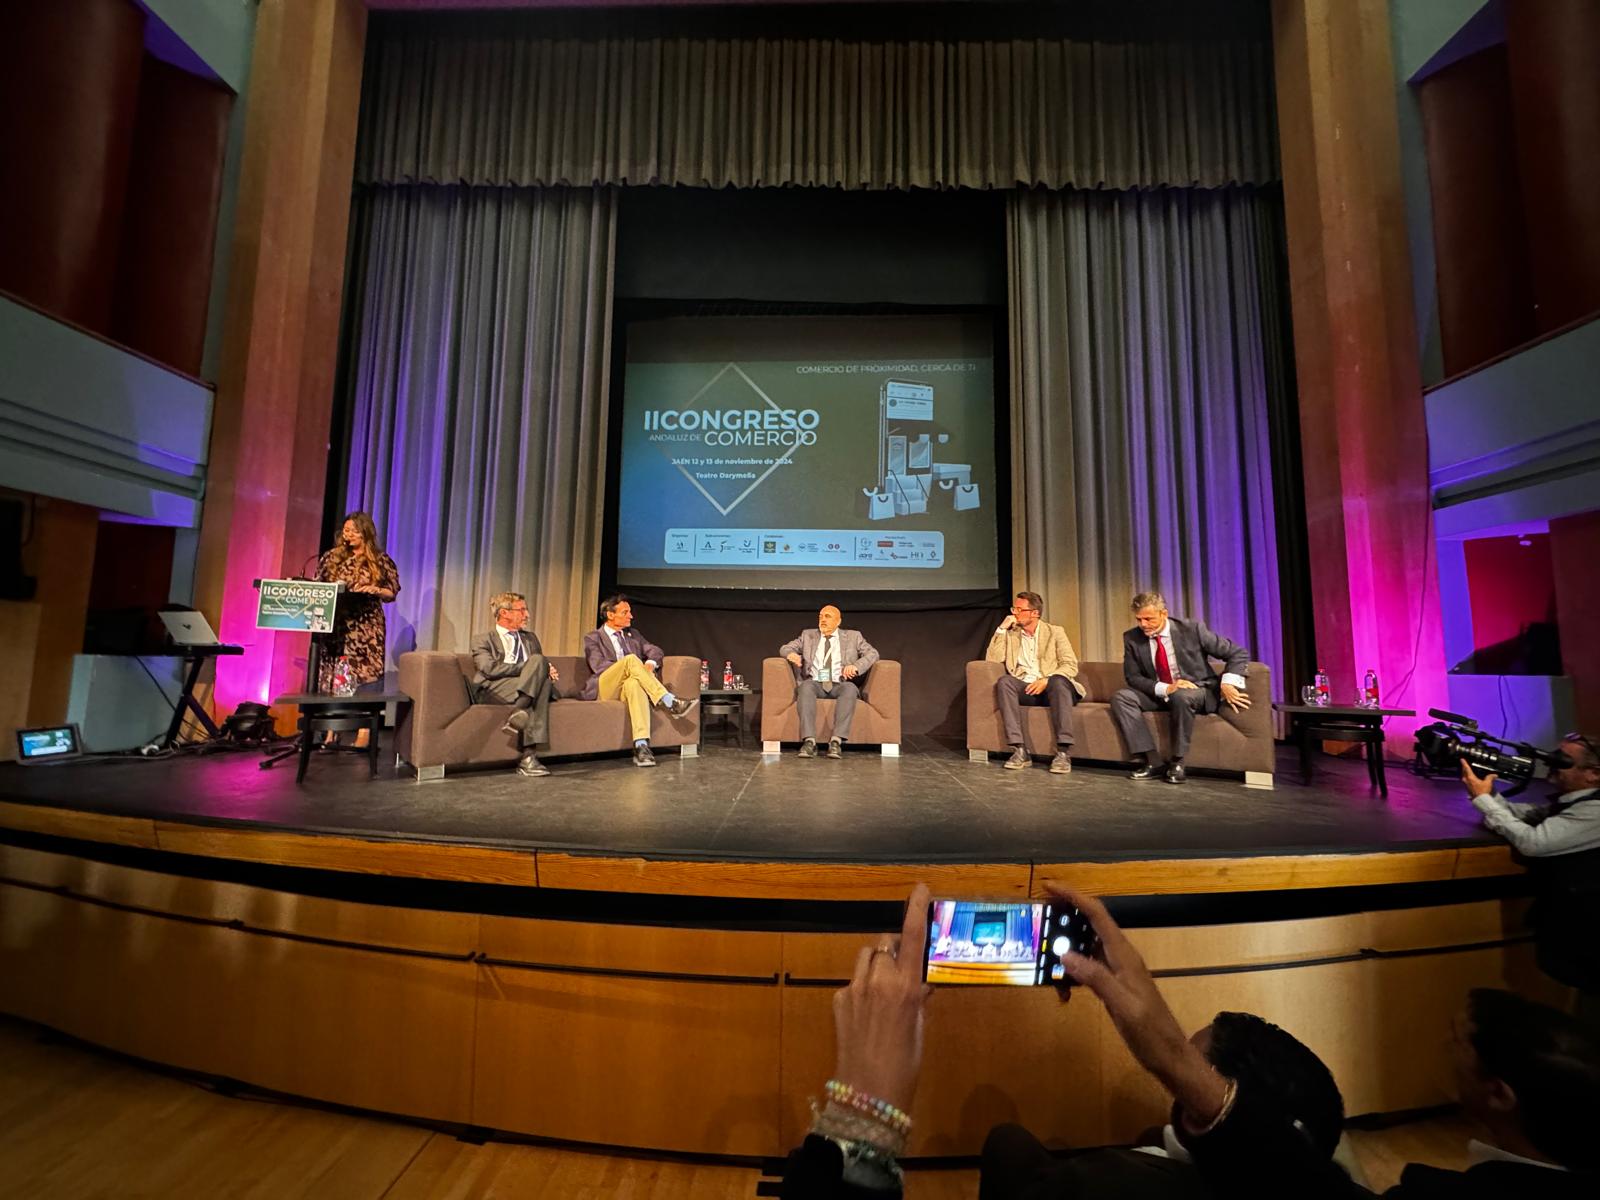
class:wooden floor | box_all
[0,1016,1472,1198]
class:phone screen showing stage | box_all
[923,899,1098,986]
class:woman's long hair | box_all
[327,511,392,588]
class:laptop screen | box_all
[159,610,219,646]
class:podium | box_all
[253,577,352,776]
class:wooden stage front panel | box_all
[0,838,1556,1158]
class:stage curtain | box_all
[1006,186,1294,693]
[356,31,1278,191]
[340,184,615,661]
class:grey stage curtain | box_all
[357,32,1279,191]
[1007,186,1289,691]
[341,185,615,662]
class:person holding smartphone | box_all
[780,883,1352,1199]
[782,884,931,1197]
[981,887,1352,1199]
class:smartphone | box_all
[923,898,1100,986]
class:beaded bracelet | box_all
[824,1079,913,1136]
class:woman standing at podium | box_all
[317,511,401,705]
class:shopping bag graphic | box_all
[954,483,980,511]
[864,488,896,520]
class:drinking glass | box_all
[733,675,746,690]
[1300,684,1319,706]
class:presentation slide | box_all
[616,315,998,591]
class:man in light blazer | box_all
[581,594,694,768]
[985,590,1086,773]
[1112,591,1252,785]
[781,604,879,759]
[470,590,560,777]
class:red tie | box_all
[1154,637,1174,685]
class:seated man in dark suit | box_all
[1384,988,1599,1199]
[1111,591,1252,785]
[581,594,693,768]
[781,604,879,759]
[469,590,559,778]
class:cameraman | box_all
[1462,732,1600,1026]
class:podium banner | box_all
[256,579,339,633]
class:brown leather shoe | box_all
[633,744,657,768]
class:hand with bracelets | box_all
[807,882,933,1191]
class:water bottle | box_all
[699,659,711,690]
[1363,669,1380,709]
[1314,666,1330,707]
[333,655,356,697]
[723,660,735,690]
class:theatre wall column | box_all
[1270,0,1448,737]
[193,0,367,726]
[1550,512,1600,732]
[1504,0,1600,336]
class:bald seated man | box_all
[781,605,880,759]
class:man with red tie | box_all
[1110,592,1252,785]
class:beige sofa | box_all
[760,657,903,755]
[397,652,701,779]
[965,660,1274,785]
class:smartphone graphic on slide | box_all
[922,898,1099,986]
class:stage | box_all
[0,736,1546,1160]
[0,739,1500,868]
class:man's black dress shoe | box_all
[1129,763,1160,780]
[1165,762,1187,784]
[502,709,531,736]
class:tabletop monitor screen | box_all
[16,725,81,763]
[615,314,999,592]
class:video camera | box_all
[1413,709,1574,796]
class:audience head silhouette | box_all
[1456,987,1600,1169]
[1198,1010,1346,1161]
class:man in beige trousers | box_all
[985,590,1086,773]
